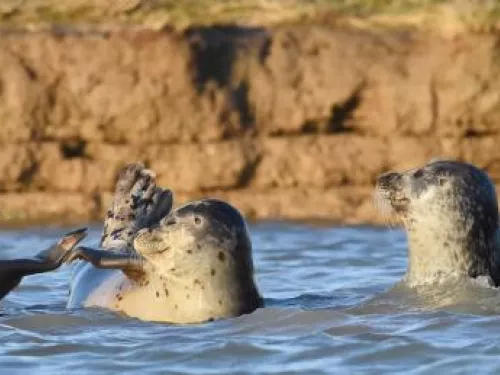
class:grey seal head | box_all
[375,160,500,287]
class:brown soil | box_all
[0,24,500,225]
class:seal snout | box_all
[375,171,410,214]
[134,229,170,255]
[377,172,402,190]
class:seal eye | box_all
[194,216,202,226]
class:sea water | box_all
[1,223,500,374]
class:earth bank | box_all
[0,24,499,224]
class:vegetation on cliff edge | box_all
[1,0,499,32]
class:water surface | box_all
[1,223,500,374]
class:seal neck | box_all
[406,219,493,286]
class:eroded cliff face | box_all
[0,25,499,225]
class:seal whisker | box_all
[373,188,397,229]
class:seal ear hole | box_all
[194,216,202,226]
[438,177,446,186]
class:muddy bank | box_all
[0,25,499,225]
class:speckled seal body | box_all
[68,163,262,323]
[375,160,500,287]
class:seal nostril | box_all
[413,169,424,178]
[378,172,401,188]
[164,217,176,226]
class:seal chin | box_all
[375,171,410,215]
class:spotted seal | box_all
[375,160,500,287]
[67,163,262,323]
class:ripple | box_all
[0,224,500,374]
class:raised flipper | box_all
[0,228,87,300]
[101,163,173,251]
[66,246,146,279]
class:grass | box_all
[0,1,500,32]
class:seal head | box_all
[376,160,500,286]
[133,198,263,323]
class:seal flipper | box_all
[0,228,87,300]
[66,246,145,280]
[101,163,173,251]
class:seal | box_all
[0,228,87,301]
[67,163,263,323]
[375,159,500,287]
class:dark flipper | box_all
[101,163,173,251]
[66,246,146,280]
[0,228,87,301]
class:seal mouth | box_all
[389,193,410,212]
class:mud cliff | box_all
[0,25,499,225]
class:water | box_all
[1,223,500,374]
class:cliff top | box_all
[1,0,499,34]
